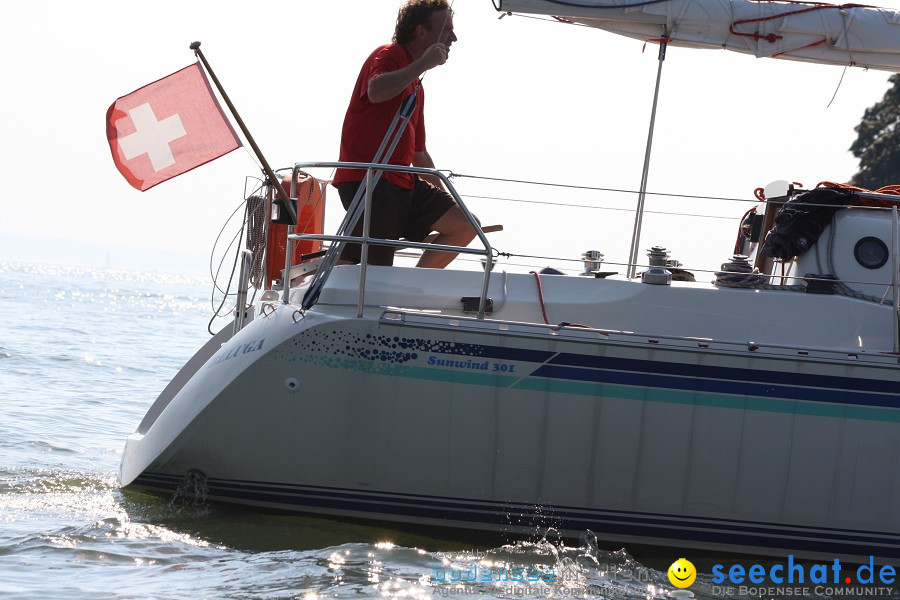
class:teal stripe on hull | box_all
[510,378,900,422]
[394,364,521,388]
[327,359,900,423]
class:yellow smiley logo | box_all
[668,558,697,588]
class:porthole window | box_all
[853,237,889,270]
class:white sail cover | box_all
[496,0,900,72]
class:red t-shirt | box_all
[333,44,426,189]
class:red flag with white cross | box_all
[106,63,241,191]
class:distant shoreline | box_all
[0,233,208,275]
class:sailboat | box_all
[120,0,900,561]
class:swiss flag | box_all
[106,63,241,191]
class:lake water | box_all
[0,261,893,599]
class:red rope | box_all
[754,182,803,202]
[529,271,551,325]
[529,271,597,330]
[730,2,874,45]
[642,36,672,53]
[772,37,827,58]
[816,181,900,208]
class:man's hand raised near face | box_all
[421,43,449,70]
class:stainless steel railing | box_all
[286,161,493,319]
[233,249,253,334]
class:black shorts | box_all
[336,177,456,265]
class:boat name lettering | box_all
[427,356,516,373]
[212,339,265,366]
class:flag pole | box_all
[189,41,297,225]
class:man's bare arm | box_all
[367,44,448,103]
[413,149,447,191]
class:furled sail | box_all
[495,0,900,72]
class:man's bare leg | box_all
[416,206,479,269]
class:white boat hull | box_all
[121,272,900,561]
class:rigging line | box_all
[450,172,755,203]
[501,12,597,28]
[208,196,249,294]
[459,251,900,289]
[499,252,604,264]
[438,0,455,40]
[241,145,262,171]
[207,209,246,335]
[731,3,850,43]
[491,251,734,278]
[826,65,848,108]
[822,2,853,108]
[209,180,265,317]
[496,251,672,272]
[211,220,244,303]
[458,194,743,220]
[441,254,544,270]
[418,0,456,86]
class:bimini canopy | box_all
[494,0,900,72]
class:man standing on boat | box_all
[333,0,478,268]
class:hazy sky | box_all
[2,0,898,275]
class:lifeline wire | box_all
[459,193,745,220]
[450,171,758,203]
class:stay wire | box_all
[458,193,744,220]
[208,196,250,295]
[242,146,263,171]
[206,178,265,335]
[417,0,456,87]
[826,66,848,109]
[437,0,456,42]
[449,171,757,203]
[207,212,245,335]
[499,12,596,28]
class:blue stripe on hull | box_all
[549,352,900,395]
[531,364,899,408]
[134,472,900,560]
[290,324,900,414]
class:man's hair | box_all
[393,0,452,45]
